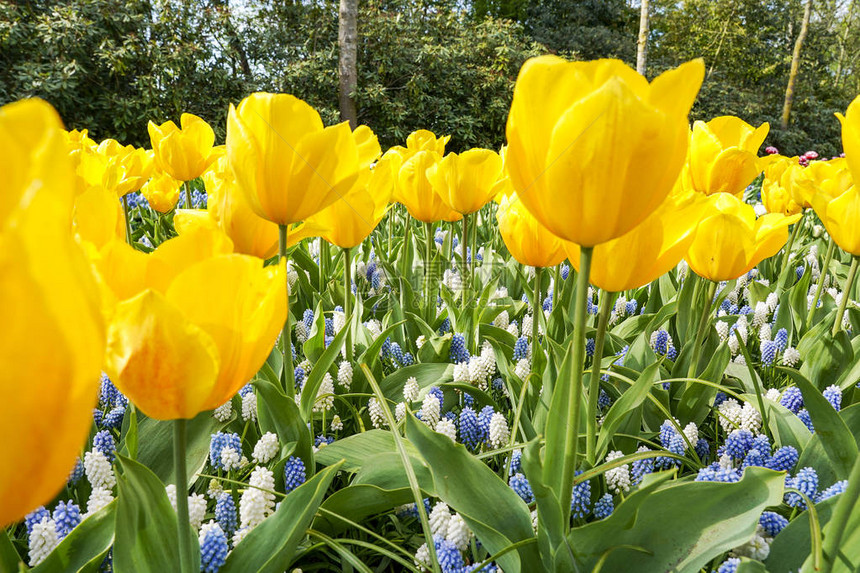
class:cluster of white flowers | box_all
[752,302,770,328]
[220,446,243,471]
[188,493,207,531]
[86,487,114,516]
[416,335,426,349]
[84,449,115,490]
[759,323,772,342]
[442,269,462,292]
[420,393,441,428]
[330,414,343,431]
[252,432,279,464]
[507,321,520,337]
[493,310,510,330]
[241,392,258,422]
[312,373,335,413]
[286,261,299,291]
[782,346,801,367]
[365,319,383,339]
[604,450,631,494]
[337,360,353,389]
[764,388,782,403]
[610,295,629,325]
[207,479,224,499]
[683,422,699,446]
[717,398,761,433]
[236,466,276,543]
[514,358,531,380]
[435,418,457,442]
[732,524,773,561]
[522,313,534,339]
[368,397,386,428]
[420,502,475,555]
[332,310,346,335]
[295,321,309,344]
[28,517,58,566]
[395,402,407,423]
[403,377,420,402]
[488,412,510,448]
[213,399,233,422]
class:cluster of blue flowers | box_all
[284,456,307,493]
[209,432,242,470]
[94,373,128,430]
[449,334,470,364]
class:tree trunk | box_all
[781,0,813,129]
[338,0,358,128]
[636,0,650,75]
[835,0,856,88]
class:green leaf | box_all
[300,322,349,419]
[570,467,785,571]
[596,362,659,462]
[767,495,838,572]
[798,325,853,390]
[32,502,116,573]
[677,342,730,424]
[314,430,419,472]
[256,378,315,474]
[780,367,858,480]
[405,415,541,572]
[0,529,23,572]
[221,463,342,573]
[135,409,226,487]
[379,362,454,403]
[114,455,198,572]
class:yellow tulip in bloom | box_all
[396,150,463,223]
[760,155,805,215]
[566,191,708,292]
[0,99,105,526]
[837,95,860,182]
[141,171,183,213]
[388,129,450,161]
[148,113,218,181]
[226,93,374,226]
[505,56,704,247]
[428,148,504,215]
[73,186,127,250]
[102,228,287,419]
[686,193,799,281]
[497,193,566,268]
[798,160,860,256]
[307,154,397,248]
[687,116,769,197]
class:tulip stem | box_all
[122,194,134,248]
[808,237,835,331]
[556,246,592,531]
[779,218,803,281]
[687,280,717,380]
[833,255,859,337]
[425,222,434,320]
[532,266,542,371]
[585,289,616,466]
[173,419,194,573]
[461,214,470,300]
[552,264,560,312]
[279,225,297,397]
[343,247,353,362]
[183,181,193,211]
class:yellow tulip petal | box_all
[648,58,704,117]
[706,148,761,197]
[166,256,286,410]
[106,290,220,420]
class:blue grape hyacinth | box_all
[284,456,307,493]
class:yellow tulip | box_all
[796,159,854,206]
[505,56,704,247]
[141,171,183,213]
[307,154,397,248]
[102,230,286,419]
[566,191,708,292]
[73,186,127,249]
[396,150,463,223]
[688,116,769,197]
[686,193,799,281]
[427,148,504,215]
[760,155,804,215]
[497,193,566,268]
[0,99,105,526]
[226,92,371,226]
[808,185,860,255]
[837,95,860,183]
[148,113,218,181]
[388,129,450,161]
